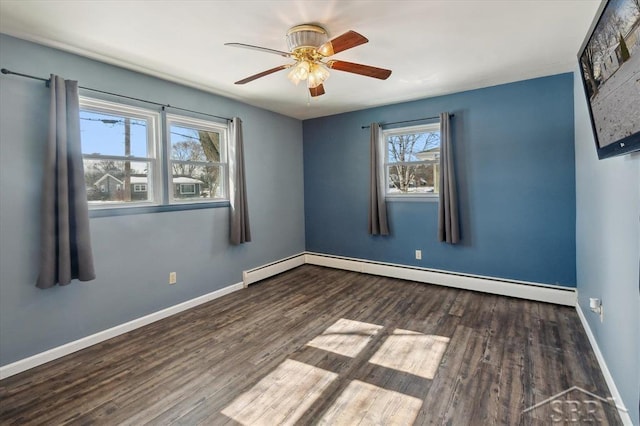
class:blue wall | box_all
[303,74,576,286]
[0,35,305,366]
[574,68,639,425]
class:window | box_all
[383,123,441,198]
[80,98,160,207]
[167,114,227,202]
[178,183,196,195]
[79,98,229,211]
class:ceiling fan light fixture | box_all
[307,63,330,88]
[307,73,321,89]
[287,60,310,85]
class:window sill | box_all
[89,200,230,218]
[385,195,439,203]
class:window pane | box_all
[172,164,224,201]
[387,131,440,163]
[170,124,221,162]
[84,159,152,203]
[387,163,439,194]
[80,110,149,157]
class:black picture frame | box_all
[578,0,640,160]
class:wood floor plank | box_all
[421,325,489,425]
[0,265,622,425]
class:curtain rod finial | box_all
[1,68,9,75]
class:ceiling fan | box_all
[225,24,392,97]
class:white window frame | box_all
[80,97,231,212]
[80,97,162,209]
[133,184,147,192]
[382,123,441,201]
[165,114,229,204]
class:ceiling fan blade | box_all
[235,65,290,85]
[327,60,392,80]
[317,30,368,57]
[309,84,325,97]
[225,43,291,58]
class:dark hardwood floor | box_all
[0,265,622,425]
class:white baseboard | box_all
[0,251,578,380]
[575,304,632,425]
[243,253,306,287]
[0,281,244,380]
[304,252,577,306]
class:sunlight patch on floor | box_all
[306,318,383,358]
[318,379,423,425]
[221,359,337,425]
[369,329,450,379]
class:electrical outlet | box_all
[169,272,177,285]
[415,250,422,260]
[589,298,604,322]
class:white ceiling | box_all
[0,0,601,120]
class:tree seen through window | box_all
[385,124,441,195]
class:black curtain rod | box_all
[0,68,232,122]
[361,114,454,129]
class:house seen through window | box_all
[79,97,228,209]
[383,123,441,197]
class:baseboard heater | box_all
[245,252,576,306]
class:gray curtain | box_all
[36,75,95,288]
[438,112,460,244]
[229,117,251,245]
[368,122,390,235]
